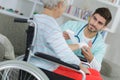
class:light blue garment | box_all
[29,14,81,71]
[61,20,107,71]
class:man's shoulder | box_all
[94,33,106,47]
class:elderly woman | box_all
[29,0,102,80]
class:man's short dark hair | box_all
[93,7,112,26]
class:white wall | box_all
[100,18,120,79]
[105,20,120,66]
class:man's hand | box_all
[81,41,93,63]
[81,46,94,63]
[63,31,70,40]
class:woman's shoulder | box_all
[61,20,87,32]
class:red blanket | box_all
[54,66,103,80]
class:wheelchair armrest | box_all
[34,52,80,70]
[77,56,91,68]
[77,56,88,62]
[14,18,33,23]
[14,18,28,23]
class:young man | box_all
[29,0,103,80]
[62,7,112,71]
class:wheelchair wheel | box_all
[0,60,49,80]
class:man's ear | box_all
[102,26,107,30]
[88,15,93,21]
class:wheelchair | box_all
[0,18,87,80]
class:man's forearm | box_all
[68,44,79,51]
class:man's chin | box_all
[88,29,97,33]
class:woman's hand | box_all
[79,63,91,74]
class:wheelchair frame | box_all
[0,18,87,80]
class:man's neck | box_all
[84,27,97,39]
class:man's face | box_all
[87,13,106,32]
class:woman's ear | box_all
[57,1,63,8]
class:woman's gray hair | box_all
[40,0,66,9]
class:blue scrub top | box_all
[61,20,106,64]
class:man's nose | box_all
[93,21,98,26]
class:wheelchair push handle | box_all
[14,18,28,23]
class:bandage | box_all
[78,42,89,49]
[66,29,78,44]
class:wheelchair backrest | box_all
[23,25,35,61]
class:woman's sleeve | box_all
[44,24,81,65]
